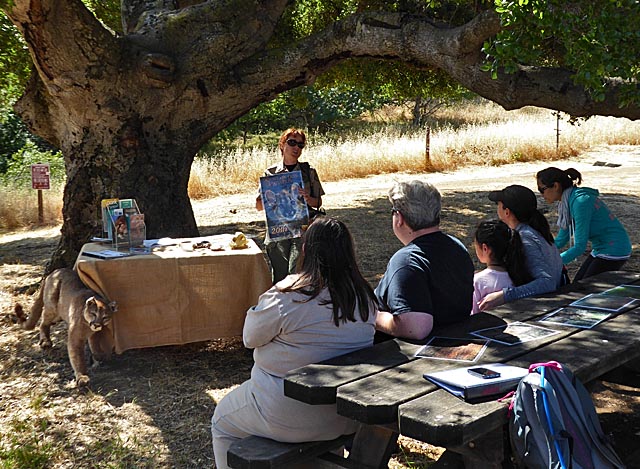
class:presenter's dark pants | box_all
[266,238,302,283]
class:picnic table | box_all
[281,270,640,468]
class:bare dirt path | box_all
[1,144,639,468]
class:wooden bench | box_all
[227,433,355,469]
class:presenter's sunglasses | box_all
[286,138,305,149]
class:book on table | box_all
[82,249,131,260]
[424,363,529,402]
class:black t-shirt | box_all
[375,231,474,326]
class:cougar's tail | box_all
[15,285,44,330]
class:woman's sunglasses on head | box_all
[286,138,305,149]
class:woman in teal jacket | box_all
[536,167,631,281]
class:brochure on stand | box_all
[127,213,146,247]
[101,198,119,239]
[569,293,639,313]
[414,337,489,362]
[424,363,528,402]
[538,306,611,329]
[471,321,559,346]
[259,171,309,241]
[100,198,146,248]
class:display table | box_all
[74,235,272,353]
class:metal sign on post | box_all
[31,163,51,225]
[31,163,51,190]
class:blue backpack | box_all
[509,361,625,469]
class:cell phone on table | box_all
[467,367,501,379]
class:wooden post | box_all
[37,189,44,224]
[425,125,431,170]
[556,111,560,153]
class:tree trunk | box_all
[413,97,422,127]
[46,130,198,274]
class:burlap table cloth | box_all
[74,235,271,353]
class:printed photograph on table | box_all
[600,284,640,300]
[538,306,611,329]
[414,336,489,362]
[471,321,559,346]
[259,171,309,241]
[569,292,640,313]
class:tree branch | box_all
[6,0,117,81]
[121,0,177,34]
[128,0,288,65]
[234,9,639,120]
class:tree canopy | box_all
[2,1,639,118]
[1,0,638,270]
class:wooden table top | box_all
[284,271,640,449]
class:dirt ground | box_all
[1,144,639,468]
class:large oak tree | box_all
[2,0,638,270]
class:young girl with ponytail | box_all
[472,219,531,314]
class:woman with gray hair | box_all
[375,180,474,340]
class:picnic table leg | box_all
[344,424,398,468]
[445,427,509,469]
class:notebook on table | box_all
[424,363,528,402]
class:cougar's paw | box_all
[12,304,27,323]
[39,338,53,349]
[76,375,90,389]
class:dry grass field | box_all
[1,144,640,468]
[3,101,640,231]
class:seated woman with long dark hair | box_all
[211,217,377,469]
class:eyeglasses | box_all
[286,139,305,149]
[538,185,550,194]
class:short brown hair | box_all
[278,128,306,153]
